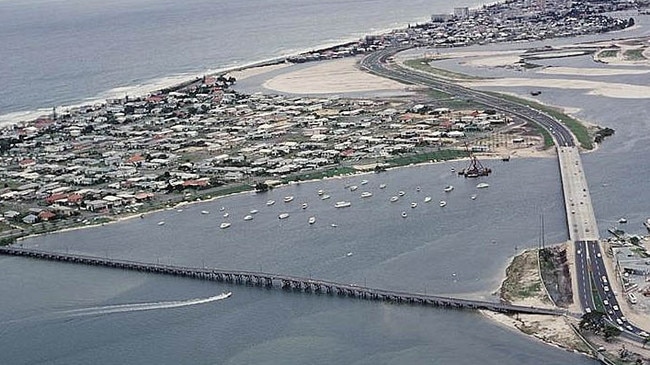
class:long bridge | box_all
[0,246,564,317]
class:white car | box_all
[613,305,620,311]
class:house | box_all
[38,210,57,221]
[22,214,38,224]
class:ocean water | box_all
[0,0,488,122]
[3,1,649,364]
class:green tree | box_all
[603,325,622,342]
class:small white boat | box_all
[321,194,331,200]
[334,201,352,208]
[278,213,290,219]
[331,223,338,228]
[444,185,454,192]
[439,200,447,207]
[266,200,275,206]
[476,183,490,189]
[201,210,210,215]
[301,203,308,209]
[249,209,259,215]
[308,216,316,225]
[360,180,368,185]
[349,185,358,191]
[470,195,477,200]
[317,189,324,196]
[390,196,399,202]
[401,211,408,218]
[379,184,387,189]
[360,192,373,198]
[244,215,253,221]
[223,212,229,218]
[222,292,232,298]
[398,191,405,196]
[416,186,421,192]
[284,196,294,203]
[424,196,432,203]
[176,209,183,213]
[618,218,627,224]
[411,202,417,209]
[220,222,231,229]
[220,206,225,211]
[346,252,353,257]
[157,221,165,226]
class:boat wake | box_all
[59,292,231,318]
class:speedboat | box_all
[331,223,338,228]
[244,215,253,221]
[476,183,490,189]
[308,216,316,225]
[157,221,165,226]
[266,200,275,206]
[390,196,399,202]
[317,189,324,196]
[222,292,232,298]
[220,222,231,229]
[471,195,477,200]
[411,202,417,208]
[278,213,290,219]
[360,192,373,198]
[439,200,447,207]
[201,210,210,215]
[302,203,308,209]
[321,194,331,200]
[379,183,387,189]
[401,211,408,218]
[249,209,258,214]
[444,185,454,192]
[360,180,368,185]
[334,201,351,208]
[398,191,405,196]
[283,196,294,203]
[424,196,432,203]
[349,185,358,191]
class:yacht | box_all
[302,203,308,209]
[278,213,290,219]
[444,185,454,192]
[398,191,405,196]
[360,180,368,185]
[201,210,210,215]
[283,196,294,203]
[249,209,259,214]
[411,202,417,209]
[390,196,399,202]
[321,194,331,200]
[308,216,316,225]
[379,183,387,189]
[401,211,408,218]
[220,222,231,229]
[266,200,275,206]
[157,221,165,226]
[424,196,432,203]
[439,200,447,207]
[317,189,325,196]
[476,183,490,189]
[349,185,359,191]
[334,201,352,208]
[360,192,373,198]
[244,215,253,221]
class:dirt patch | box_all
[539,246,573,308]
[500,249,551,305]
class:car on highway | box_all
[639,331,649,337]
[597,253,602,258]
[603,299,609,306]
[613,305,619,311]
[604,285,610,292]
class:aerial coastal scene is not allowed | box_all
[3,0,650,363]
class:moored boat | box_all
[424,196,432,203]
[250,209,259,214]
[157,221,165,226]
[201,210,210,215]
[321,194,331,200]
[471,195,477,200]
[244,215,253,221]
[360,180,368,185]
[220,222,231,229]
[283,196,294,203]
[390,196,399,202]
[334,201,351,208]
[411,202,417,208]
[360,191,373,198]
[278,213,290,219]
[349,185,358,191]
[476,183,490,189]
[317,189,325,196]
[266,200,275,206]
[379,183,387,189]
[398,191,405,196]
[401,211,408,218]
[439,200,447,207]
[444,185,454,192]
[302,203,308,209]
[308,216,316,225]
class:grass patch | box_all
[212,184,254,196]
[404,59,482,80]
[598,49,618,58]
[426,89,452,99]
[484,91,592,149]
[385,149,469,167]
[281,167,357,183]
[623,49,647,61]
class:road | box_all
[360,47,649,340]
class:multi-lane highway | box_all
[360,47,648,340]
